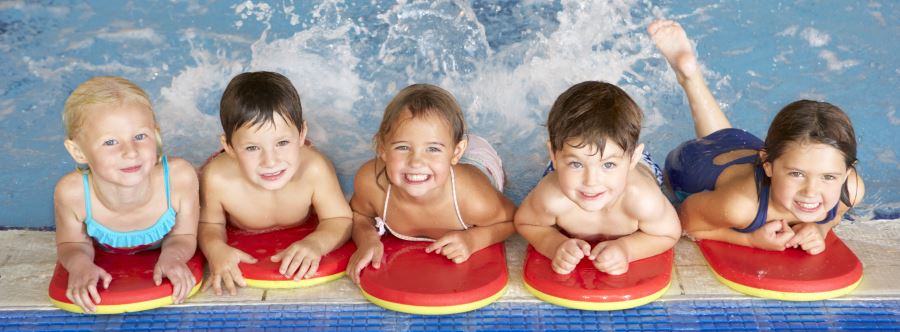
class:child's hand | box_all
[749,219,794,251]
[426,230,474,263]
[65,263,112,313]
[552,238,591,275]
[786,223,827,255]
[271,240,323,281]
[347,240,384,284]
[203,244,258,296]
[154,256,197,305]
[589,240,629,275]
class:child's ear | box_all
[629,143,645,169]
[546,141,557,170]
[759,149,773,177]
[63,139,88,164]
[220,134,235,156]
[451,137,468,165]
[298,120,308,143]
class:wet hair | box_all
[63,76,156,140]
[220,71,304,145]
[547,81,642,156]
[760,100,858,206]
[373,84,466,190]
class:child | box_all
[55,76,200,313]
[651,20,865,254]
[514,80,681,276]
[199,71,352,295]
[346,84,516,284]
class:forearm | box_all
[464,220,514,253]
[351,215,381,247]
[198,222,228,254]
[57,242,95,271]
[616,231,678,262]
[304,216,352,253]
[160,234,198,264]
[689,227,752,247]
[515,223,569,260]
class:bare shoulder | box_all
[54,171,84,207]
[456,164,515,225]
[165,157,199,187]
[682,182,758,228]
[200,153,242,191]
[622,174,671,221]
[298,146,337,177]
[350,158,382,216]
[518,173,571,225]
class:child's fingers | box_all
[552,260,574,274]
[278,252,296,276]
[304,259,320,279]
[589,242,609,260]
[88,283,103,306]
[100,270,112,289]
[238,250,258,264]
[79,287,96,312]
[284,255,303,279]
[293,258,312,281]
[153,264,163,286]
[425,237,451,253]
[222,273,237,296]
[371,248,384,269]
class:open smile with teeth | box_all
[796,201,821,211]
[404,173,431,183]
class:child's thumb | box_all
[239,250,258,264]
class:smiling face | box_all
[549,139,642,212]
[64,103,160,187]
[763,141,850,222]
[379,109,465,198]
[224,113,306,191]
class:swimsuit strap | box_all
[82,172,93,220]
[734,165,770,233]
[374,167,468,242]
[162,155,171,208]
[449,166,469,231]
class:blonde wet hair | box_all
[63,76,162,149]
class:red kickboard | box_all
[523,245,673,303]
[48,246,205,309]
[697,230,862,293]
[226,215,356,283]
[359,234,508,307]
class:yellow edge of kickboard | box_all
[50,281,203,314]
[243,271,345,289]
[707,266,862,301]
[361,286,507,315]
[523,280,670,311]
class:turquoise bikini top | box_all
[82,156,176,248]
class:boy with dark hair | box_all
[199,71,352,295]
[515,81,681,275]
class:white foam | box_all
[800,27,830,47]
[818,50,860,71]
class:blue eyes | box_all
[134,133,148,141]
[245,146,260,152]
[393,146,442,153]
[103,139,118,146]
[102,133,149,146]
[568,161,616,169]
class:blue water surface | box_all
[1,0,897,227]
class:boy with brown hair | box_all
[199,71,352,295]
[514,81,681,275]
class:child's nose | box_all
[261,149,278,167]
[121,142,138,159]
[583,168,599,186]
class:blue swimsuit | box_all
[83,156,175,251]
[664,128,837,233]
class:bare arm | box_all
[346,159,386,284]
[301,154,353,254]
[617,188,681,262]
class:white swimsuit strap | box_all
[449,166,468,231]
[374,167,468,242]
